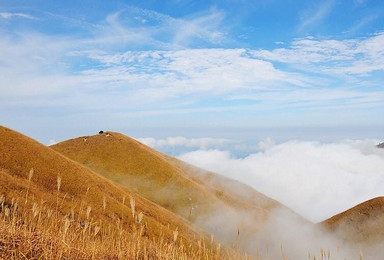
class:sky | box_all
[1,0,384,144]
[1,0,384,222]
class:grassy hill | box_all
[322,197,384,243]
[2,126,380,259]
[51,131,292,247]
[0,126,246,259]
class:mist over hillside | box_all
[140,135,384,258]
[139,137,384,222]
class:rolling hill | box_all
[51,131,298,247]
[322,197,384,243]
[3,126,383,258]
[0,126,234,259]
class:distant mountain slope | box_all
[377,142,384,149]
[0,126,205,246]
[51,131,302,245]
[322,197,384,243]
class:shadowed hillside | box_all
[51,131,304,248]
[0,126,244,259]
[322,197,384,243]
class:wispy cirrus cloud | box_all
[1,6,384,121]
[346,13,381,35]
[0,12,37,20]
[253,32,384,75]
[0,7,230,108]
[0,34,310,109]
[2,32,384,114]
[298,0,335,31]
[79,48,306,92]
[85,7,227,50]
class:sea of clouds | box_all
[139,136,384,223]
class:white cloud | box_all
[0,12,37,20]
[253,38,357,64]
[178,139,384,223]
[1,38,312,108]
[171,8,226,46]
[88,7,227,49]
[2,33,383,114]
[100,48,303,95]
[257,137,275,151]
[1,8,384,117]
[253,33,384,75]
[137,136,233,150]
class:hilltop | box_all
[322,197,384,243]
[0,126,238,259]
[51,131,298,247]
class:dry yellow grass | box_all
[0,126,199,242]
[0,126,375,259]
[0,182,248,259]
[0,125,251,259]
[322,197,384,243]
[51,131,293,241]
[163,155,297,215]
[51,132,228,219]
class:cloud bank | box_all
[138,136,233,150]
[177,139,384,222]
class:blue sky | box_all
[1,0,384,145]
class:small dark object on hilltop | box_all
[99,130,104,134]
[377,142,384,149]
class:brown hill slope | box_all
[322,197,384,243]
[163,154,282,212]
[51,131,300,246]
[0,126,224,258]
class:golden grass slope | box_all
[163,154,283,212]
[0,126,245,259]
[52,131,221,220]
[51,131,300,246]
[322,197,384,243]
